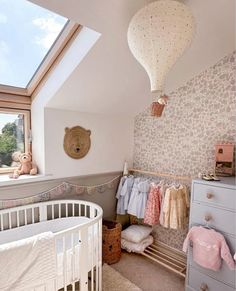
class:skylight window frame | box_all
[0,21,79,98]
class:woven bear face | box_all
[63,126,91,159]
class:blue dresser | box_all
[186,177,236,291]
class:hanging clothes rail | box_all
[127,168,192,277]
[128,168,193,181]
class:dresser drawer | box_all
[188,234,236,287]
[188,267,235,291]
[190,203,236,236]
[193,182,236,211]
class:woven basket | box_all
[102,220,122,264]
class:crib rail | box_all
[0,200,103,291]
[0,200,101,231]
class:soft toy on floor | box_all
[10,152,37,179]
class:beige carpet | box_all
[103,263,142,291]
[112,252,185,291]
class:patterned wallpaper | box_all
[133,51,236,250]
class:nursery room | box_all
[0,0,235,290]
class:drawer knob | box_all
[206,193,213,199]
[204,214,212,222]
[200,283,208,291]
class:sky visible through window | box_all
[0,0,68,88]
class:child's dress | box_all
[144,184,162,225]
[183,226,235,271]
[116,176,127,215]
[116,176,134,215]
[162,185,189,229]
[128,178,150,219]
[121,175,134,213]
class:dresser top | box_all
[193,177,236,189]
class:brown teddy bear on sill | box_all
[9,152,38,179]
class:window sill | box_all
[0,174,53,187]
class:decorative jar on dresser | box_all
[185,177,236,291]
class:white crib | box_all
[0,199,103,291]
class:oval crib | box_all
[0,200,103,291]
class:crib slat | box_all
[63,236,67,290]
[24,210,27,225]
[32,208,35,223]
[17,211,20,227]
[66,204,68,217]
[1,214,3,230]
[79,204,81,216]
[71,233,75,291]
[9,212,12,229]
[59,204,61,218]
[72,204,75,217]
[91,225,94,291]
[98,219,102,291]
[52,205,54,219]
[95,223,98,291]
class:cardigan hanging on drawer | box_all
[183,225,235,271]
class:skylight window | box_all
[0,0,68,89]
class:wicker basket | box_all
[102,220,122,264]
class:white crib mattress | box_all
[0,217,90,245]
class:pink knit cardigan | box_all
[183,226,235,271]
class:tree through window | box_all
[0,110,30,172]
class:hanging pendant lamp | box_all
[127,0,195,116]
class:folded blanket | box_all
[0,231,56,291]
[121,235,153,253]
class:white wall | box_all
[31,100,45,174]
[44,108,134,178]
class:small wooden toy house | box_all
[215,143,234,176]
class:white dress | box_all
[116,176,127,215]
[128,179,150,219]
[121,176,134,212]
[116,176,134,215]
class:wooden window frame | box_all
[0,21,80,97]
[0,107,31,174]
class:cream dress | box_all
[162,185,189,229]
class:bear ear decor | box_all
[63,126,91,159]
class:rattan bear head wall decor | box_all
[63,126,91,159]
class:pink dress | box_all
[144,184,162,225]
[183,226,235,271]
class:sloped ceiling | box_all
[30,0,235,116]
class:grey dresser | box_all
[186,177,236,291]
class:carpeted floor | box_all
[103,263,142,291]
[111,251,185,291]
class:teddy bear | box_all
[10,151,21,168]
[10,152,37,179]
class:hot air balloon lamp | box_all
[127,0,195,117]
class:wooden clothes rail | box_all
[128,168,193,181]
[127,168,191,277]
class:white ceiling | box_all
[30,0,236,116]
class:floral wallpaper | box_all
[133,51,236,250]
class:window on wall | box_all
[0,109,30,173]
[0,0,79,97]
[0,0,80,175]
